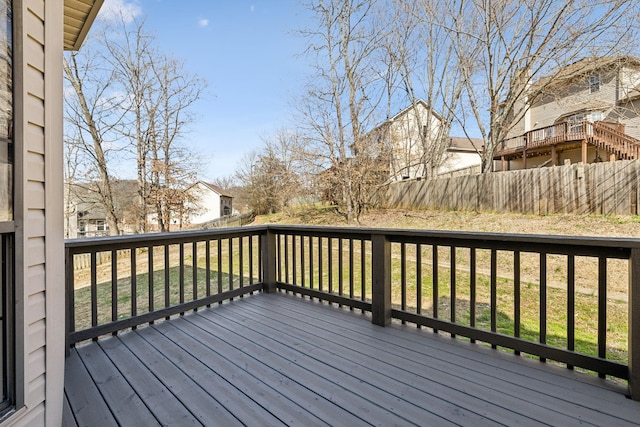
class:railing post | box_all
[261,228,277,293]
[65,246,75,355]
[629,248,640,400]
[371,234,391,326]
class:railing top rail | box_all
[65,224,640,258]
[265,225,640,257]
[65,225,269,253]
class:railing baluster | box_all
[490,249,497,348]
[361,239,366,305]
[567,255,575,368]
[276,234,281,282]
[131,249,137,326]
[450,246,456,338]
[292,235,297,286]
[540,252,547,362]
[206,241,211,305]
[179,244,185,311]
[239,236,244,296]
[309,236,314,294]
[433,245,438,333]
[301,236,306,289]
[401,243,406,324]
[193,242,198,308]
[416,244,422,326]
[349,239,354,308]
[338,238,344,304]
[284,234,289,284]
[318,237,323,294]
[91,252,97,332]
[249,236,254,289]
[228,238,234,298]
[111,250,117,326]
[148,246,154,320]
[217,239,223,301]
[514,251,521,355]
[470,247,476,343]
[328,238,333,295]
[598,256,607,378]
[164,245,170,318]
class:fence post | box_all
[261,228,277,293]
[371,234,391,326]
[629,248,640,400]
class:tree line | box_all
[238,0,640,223]
[64,15,206,235]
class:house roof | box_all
[64,0,104,51]
[537,56,640,89]
[448,137,483,152]
[387,99,443,123]
[195,181,233,198]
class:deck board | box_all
[64,292,640,426]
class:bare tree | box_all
[64,15,207,234]
[382,0,469,179]
[299,0,390,223]
[235,129,304,215]
[102,16,156,232]
[144,55,206,232]
[63,45,124,235]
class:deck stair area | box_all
[62,226,640,426]
[494,120,640,162]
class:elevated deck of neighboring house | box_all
[494,120,640,170]
[61,226,640,426]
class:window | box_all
[96,220,106,232]
[0,0,12,414]
[589,73,600,93]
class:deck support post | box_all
[261,228,277,293]
[582,140,588,164]
[371,234,391,326]
[629,248,640,400]
[551,145,557,166]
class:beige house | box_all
[497,56,640,170]
[0,1,103,426]
[371,100,481,181]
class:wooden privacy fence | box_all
[382,159,640,215]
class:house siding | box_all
[3,0,65,425]
[530,69,618,129]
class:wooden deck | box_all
[62,292,640,427]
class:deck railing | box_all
[497,120,640,160]
[65,225,640,400]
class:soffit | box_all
[64,0,104,51]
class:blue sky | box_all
[98,0,310,181]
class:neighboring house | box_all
[496,56,640,170]
[148,182,234,230]
[0,1,103,426]
[437,137,484,176]
[369,100,482,181]
[184,182,233,225]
